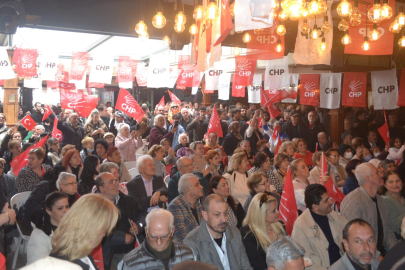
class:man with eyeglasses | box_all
[325,148,347,188]
[118,208,194,270]
[96,172,146,270]
[171,102,180,116]
[184,194,252,270]
[292,184,348,270]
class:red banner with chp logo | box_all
[14,48,38,77]
[116,56,138,83]
[299,74,320,106]
[341,72,367,108]
[247,21,284,60]
[115,88,144,122]
[69,52,90,81]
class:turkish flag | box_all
[59,82,77,90]
[342,72,367,108]
[234,54,257,86]
[11,135,49,176]
[378,108,390,146]
[267,102,280,119]
[20,115,37,131]
[115,88,144,122]
[247,22,284,60]
[299,74,320,106]
[265,89,292,106]
[42,105,54,121]
[15,48,38,77]
[207,105,223,138]
[155,96,165,114]
[278,167,298,235]
[168,90,182,108]
[272,125,278,140]
[116,56,138,83]
[60,90,97,118]
[52,117,63,143]
[397,69,405,107]
[69,52,90,81]
[213,0,234,46]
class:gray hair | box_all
[99,162,119,173]
[154,114,165,125]
[176,157,191,168]
[178,173,197,194]
[266,236,305,270]
[118,123,130,134]
[35,125,45,131]
[137,155,154,171]
[354,163,374,186]
[178,133,189,144]
[146,208,174,232]
[56,172,76,191]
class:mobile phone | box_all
[196,113,200,117]
[174,121,179,128]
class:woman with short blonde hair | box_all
[278,141,295,158]
[50,194,119,267]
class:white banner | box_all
[264,56,290,91]
[371,69,398,110]
[319,73,341,109]
[136,63,148,86]
[70,73,86,89]
[147,54,170,88]
[293,1,333,65]
[40,53,59,81]
[119,81,133,89]
[248,74,262,103]
[88,54,114,84]
[192,73,203,95]
[282,74,299,103]
[205,64,224,91]
[166,66,179,88]
[0,48,15,80]
[235,0,274,31]
[218,73,231,100]
[24,72,42,89]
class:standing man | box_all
[304,111,326,152]
[98,105,111,127]
[180,108,194,142]
[57,111,85,151]
[186,107,208,141]
[31,102,44,123]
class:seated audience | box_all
[338,144,354,169]
[161,138,177,165]
[79,137,94,163]
[3,139,22,174]
[99,162,127,194]
[57,112,84,151]
[278,141,295,159]
[168,114,185,150]
[204,150,223,182]
[292,139,314,168]
[47,138,61,166]
[104,132,115,147]
[383,159,396,173]
[77,155,100,195]
[204,132,226,157]
[249,152,278,192]
[105,146,130,183]
[55,172,81,206]
[291,159,310,213]
[93,139,109,162]
[266,236,305,270]
[272,153,289,194]
[115,123,143,162]
[378,219,405,270]
[148,145,166,179]
[369,158,385,178]
[343,159,362,195]
[149,114,175,147]
[222,121,244,156]
[244,172,280,212]
[387,136,405,162]
[62,149,83,180]
[325,148,347,187]
[308,151,329,185]
[174,133,189,153]
[245,111,263,154]
[84,109,109,140]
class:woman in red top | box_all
[292,138,314,169]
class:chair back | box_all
[128,168,139,179]
[11,191,32,211]
[124,161,137,170]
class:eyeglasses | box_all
[64,182,78,186]
[171,106,178,109]
[148,233,172,242]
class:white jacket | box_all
[27,228,52,265]
[387,145,405,162]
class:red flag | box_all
[91,244,105,270]
[342,72,367,108]
[115,88,144,122]
[116,56,138,83]
[261,88,272,106]
[206,20,212,53]
[247,22,284,60]
[20,115,36,131]
[155,96,165,114]
[234,54,257,86]
[42,105,54,121]
[207,105,223,138]
[324,179,345,209]
[378,108,390,146]
[168,90,182,108]
[69,52,90,81]
[52,117,63,143]
[320,152,328,183]
[60,90,97,118]
[315,143,318,152]
[232,80,246,97]
[177,56,199,90]
[299,74,320,106]
[397,69,405,107]
[272,125,278,140]
[0,80,4,86]
[15,48,38,77]
[11,135,49,176]
[274,134,283,155]
[267,102,280,119]
[278,167,298,235]
[59,82,76,90]
[213,0,234,46]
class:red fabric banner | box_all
[15,48,38,77]
[11,135,49,176]
[260,88,272,106]
[91,244,104,270]
[177,56,199,90]
[155,96,165,114]
[115,88,144,122]
[59,82,76,90]
[342,72,367,108]
[267,102,280,119]
[207,105,223,138]
[278,167,298,235]
[52,117,63,143]
[344,0,395,55]
[20,115,36,131]
[0,80,4,86]
[234,55,257,86]
[265,89,292,106]
[69,52,90,81]
[232,82,245,97]
[247,22,284,60]
[42,105,53,121]
[60,90,97,118]
[116,56,138,83]
[213,0,234,46]
[299,74,320,106]
[378,108,390,146]
[397,69,405,107]
[168,90,182,107]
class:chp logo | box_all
[255,22,278,44]
[21,54,34,69]
[181,63,196,78]
[120,94,138,114]
[378,85,396,93]
[72,57,88,71]
[303,81,317,97]
[237,61,252,77]
[208,70,223,76]
[66,97,86,110]
[348,80,363,97]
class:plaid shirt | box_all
[168,194,203,243]
[248,167,279,189]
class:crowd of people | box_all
[0,100,403,270]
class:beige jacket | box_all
[292,209,348,270]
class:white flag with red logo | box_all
[371,69,398,110]
[115,88,144,122]
[264,56,290,91]
[319,73,341,109]
[23,70,42,89]
[207,105,223,137]
[40,52,59,81]
[166,66,179,88]
[52,117,63,143]
[69,52,90,81]
[135,63,148,86]
[205,65,224,91]
[42,105,54,121]
[116,56,138,83]
[278,167,298,235]
[248,74,262,103]
[235,0,275,31]
[20,115,37,131]
[299,74,320,106]
[281,74,299,103]
[88,54,114,84]
[218,73,231,100]
[168,90,182,107]
[147,54,170,88]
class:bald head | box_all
[203,194,226,212]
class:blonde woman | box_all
[240,193,286,270]
[291,158,310,212]
[223,151,251,206]
[84,109,108,140]
[79,137,94,163]
[278,141,295,159]
[50,194,119,269]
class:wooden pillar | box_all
[201,80,211,107]
[3,50,19,126]
[329,108,344,145]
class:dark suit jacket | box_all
[127,174,169,212]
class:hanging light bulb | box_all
[368,23,381,41]
[399,34,405,47]
[361,36,370,51]
[233,47,241,56]
[135,20,147,35]
[174,22,185,33]
[301,19,311,34]
[300,6,310,19]
[349,1,361,26]
[276,23,287,36]
[338,18,349,31]
[189,24,198,35]
[230,2,235,18]
[396,8,405,27]
[288,2,303,20]
[275,38,283,52]
[341,31,352,44]
[206,0,219,20]
[319,37,327,51]
[278,9,289,21]
[175,11,187,24]
[139,31,149,39]
[274,0,280,11]
[321,16,331,34]
[193,5,204,20]
[254,29,264,34]
[152,11,166,28]
[280,0,291,10]
[311,24,321,39]
[337,0,352,17]
[318,0,327,14]
[308,0,321,16]
[242,32,252,42]
[389,20,401,33]
[162,35,171,46]
[368,0,383,23]
[380,0,393,20]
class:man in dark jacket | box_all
[282,110,306,141]
[180,108,194,142]
[186,107,208,141]
[98,105,111,127]
[303,111,326,152]
[97,172,146,270]
[31,102,44,124]
[57,111,85,151]
[227,108,248,137]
